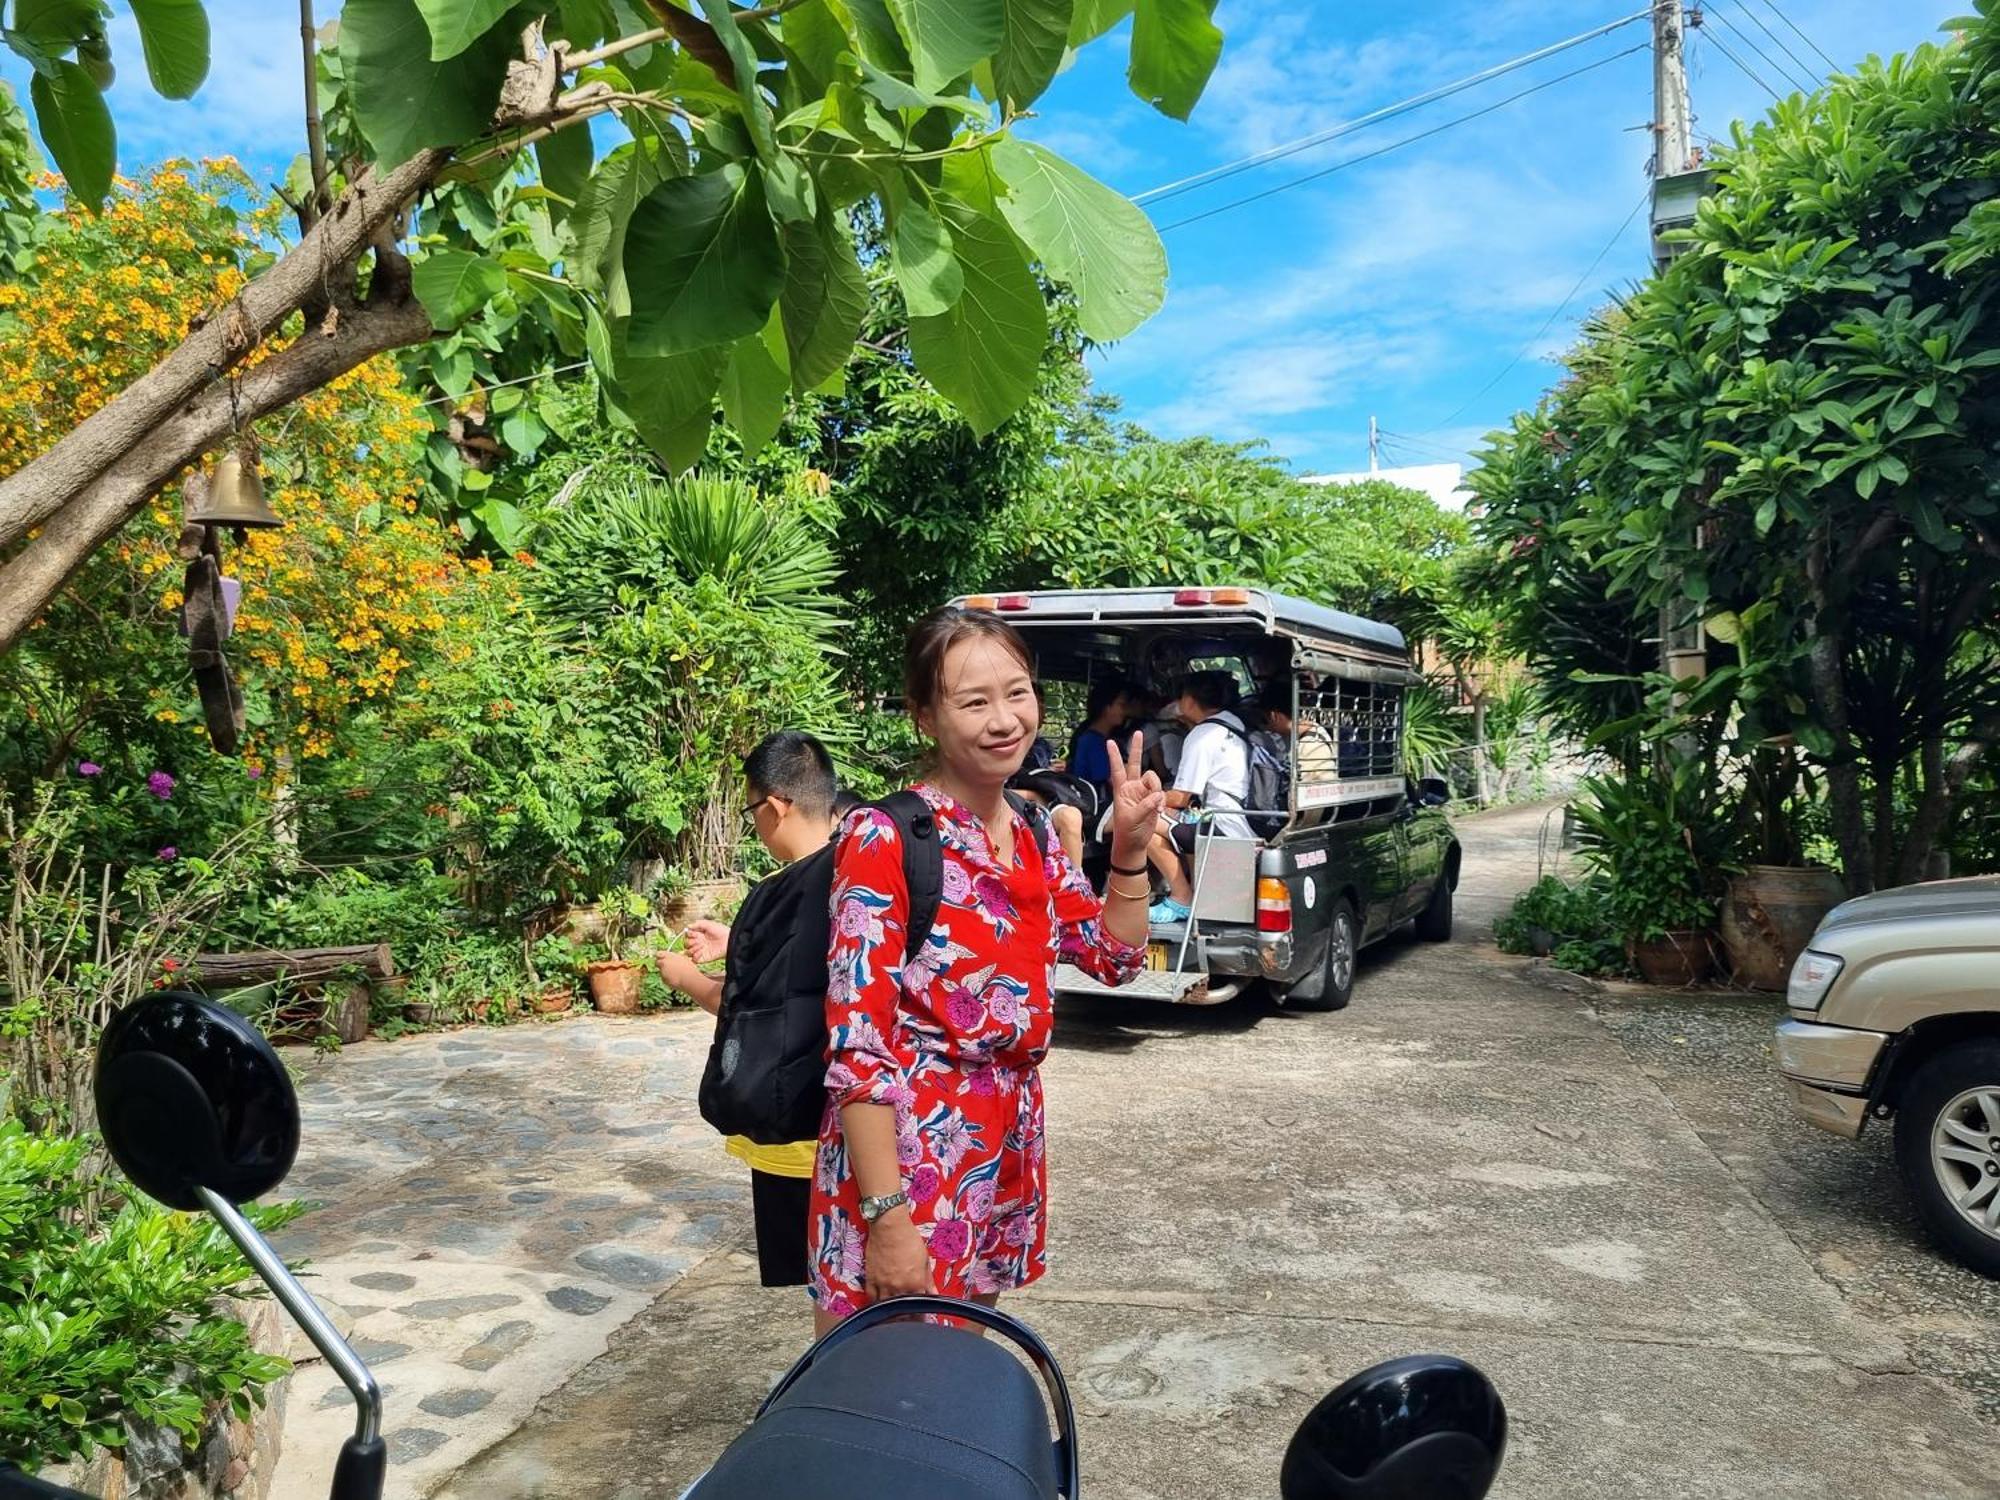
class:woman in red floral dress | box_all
[811,607,1164,1332]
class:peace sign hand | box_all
[1105,732,1166,863]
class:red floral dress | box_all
[810,785,1143,1316]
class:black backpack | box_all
[697,790,1049,1147]
[1210,719,1288,812]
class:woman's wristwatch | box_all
[860,1191,909,1223]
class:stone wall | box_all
[49,1297,289,1500]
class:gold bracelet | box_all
[1108,878,1152,901]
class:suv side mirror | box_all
[1417,777,1450,807]
[1280,1354,1505,1500]
[95,993,387,1500]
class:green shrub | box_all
[1494,876,1626,976]
[0,1121,299,1472]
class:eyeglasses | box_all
[742,797,773,824]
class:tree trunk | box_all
[189,943,395,986]
[1803,538,1873,894]
[1470,693,1490,805]
[1896,715,2000,886]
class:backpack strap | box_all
[876,790,944,965]
[1003,790,1053,862]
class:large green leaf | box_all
[415,0,517,59]
[1067,0,1132,45]
[535,122,595,216]
[700,0,778,162]
[412,248,508,328]
[340,0,517,166]
[624,164,786,356]
[993,0,1073,110]
[6,0,95,73]
[890,190,963,316]
[992,137,1163,341]
[612,344,729,470]
[907,203,1046,436]
[570,133,684,314]
[1129,0,1220,120]
[28,61,111,206]
[779,206,868,392]
[719,327,789,453]
[887,0,1003,92]
[129,0,210,98]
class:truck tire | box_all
[1413,870,1454,943]
[1891,1039,2000,1279]
[1283,898,1357,1012]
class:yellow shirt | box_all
[725,1135,817,1178]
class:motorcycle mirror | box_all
[1279,1355,1506,1500]
[94,990,300,1211]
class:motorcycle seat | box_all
[693,1321,1059,1500]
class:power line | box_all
[1131,7,1653,207]
[1379,429,1470,462]
[1751,0,1839,72]
[1703,5,1811,94]
[1156,43,1649,234]
[1420,187,1651,435]
[1701,25,1783,100]
[1717,0,1822,88]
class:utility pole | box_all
[1367,415,1380,474]
[1650,1,1710,687]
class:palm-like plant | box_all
[1401,679,1464,778]
[533,472,843,641]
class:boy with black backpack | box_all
[655,731,841,1288]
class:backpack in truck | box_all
[698,790,1049,1146]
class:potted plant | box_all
[1570,766,1730,987]
[528,932,580,1014]
[583,889,650,1015]
[1717,744,1845,990]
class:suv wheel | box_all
[1284,898,1357,1012]
[1413,870,1453,943]
[1892,1040,2000,1278]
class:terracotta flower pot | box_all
[586,960,644,1015]
[1719,865,1846,991]
[1629,930,1717,987]
[534,985,576,1015]
[402,1000,438,1026]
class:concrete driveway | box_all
[429,800,1995,1499]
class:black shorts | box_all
[749,1169,812,1288]
[1169,820,1203,855]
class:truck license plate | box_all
[1145,942,1170,971]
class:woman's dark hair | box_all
[903,606,1036,718]
[742,730,838,820]
[831,785,863,818]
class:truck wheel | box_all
[1413,871,1453,943]
[1284,898,1357,1013]
[1891,1040,2000,1279]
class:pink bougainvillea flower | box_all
[76,761,102,777]
[146,770,175,800]
[157,846,178,861]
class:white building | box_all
[1303,461,1474,513]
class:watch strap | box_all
[860,1191,908,1223]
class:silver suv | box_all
[1774,876,2000,1277]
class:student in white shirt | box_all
[1137,670,1250,923]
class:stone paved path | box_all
[272,1014,737,1496]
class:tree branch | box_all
[300,0,331,221]
[0,295,436,655]
[0,146,451,553]
[561,27,669,72]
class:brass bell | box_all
[191,445,284,530]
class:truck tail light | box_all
[995,594,1030,611]
[1257,877,1292,933]
[1173,589,1212,606]
[964,595,998,610]
[1212,587,1250,604]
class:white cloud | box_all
[1132,331,1432,441]
[100,2,306,173]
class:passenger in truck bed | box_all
[1140,671,1252,924]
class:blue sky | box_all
[1,1,1965,475]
